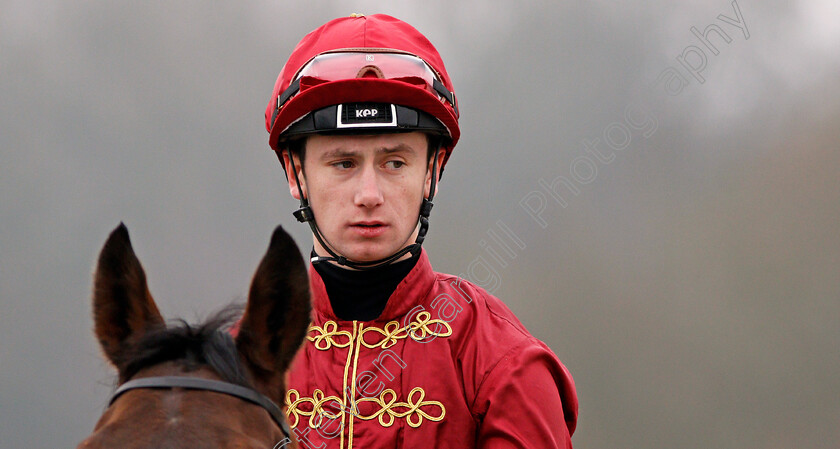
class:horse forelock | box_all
[117,303,250,387]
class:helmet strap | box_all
[287,144,441,270]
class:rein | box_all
[109,376,291,439]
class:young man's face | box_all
[283,132,444,264]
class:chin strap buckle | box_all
[293,205,314,223]
[420,199,433,217]
[415,216,430,246]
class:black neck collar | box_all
[312,249,421,321]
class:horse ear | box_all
[92,223,165,368]
[236,225,311,378]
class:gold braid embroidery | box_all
[341,321,358,449]
[307,321,353,350]
[359,312,452,349]
[348,322,364,449]
[402,311,453,343]
[294,316,451,437]
[286,387,446,429]
[285,388,345,429]
[307,314,452,352]
[355,387,446,428]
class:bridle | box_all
[109,376,292,440]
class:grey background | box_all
[2,1,838,448]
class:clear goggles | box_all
[275,51,457,116]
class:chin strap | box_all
[288,144,440,270]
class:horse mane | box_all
[116,304,251,387]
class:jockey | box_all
[264,13,577,448]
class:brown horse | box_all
[77,224,310,449]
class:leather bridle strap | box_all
[109,376,291,439]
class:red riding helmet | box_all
[264,14,460,171]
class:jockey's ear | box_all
[236,225,311,384]
[425,148,447,199]
[281,149,306,200]
[92,223,165,374]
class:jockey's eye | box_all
[332,160,354,170]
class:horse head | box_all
[77,224,310,449]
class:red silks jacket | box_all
[285,250,577,449]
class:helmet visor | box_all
[276,51,456,113]
[298,51,438,84]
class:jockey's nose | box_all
[354,163,384,208]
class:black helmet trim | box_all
[281,102,449,141]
